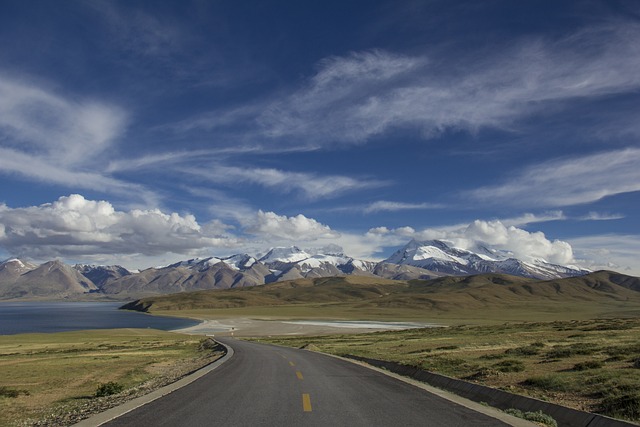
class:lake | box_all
[0,302,200,335]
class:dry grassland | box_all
[0,329,222,426]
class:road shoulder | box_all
[73,341,234,427]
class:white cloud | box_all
[0,74,159,204]
[580,212,625,221]
[469,148,640,207]
[499,211,566,227]
[362,201,443,214]
[245,210,340,241]
[236,22,640,147]
[369,219,575,265]
[187,165,387,200]
[568,234,640,276]
[0,75,127,165]
[0,194,236,260]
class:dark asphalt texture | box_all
[104,338,511,427]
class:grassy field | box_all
[0,329,222,426]
[152,298,640,325]
[256,318,640,423]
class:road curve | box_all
[104,338,516,427]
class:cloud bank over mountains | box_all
[0,194,584,271]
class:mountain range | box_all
[0,239,592,299]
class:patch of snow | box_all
[260,246,310,264]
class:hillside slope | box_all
[121,271,640,316]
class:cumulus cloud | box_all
[0,194,236,260]
[245,210,340,240]
[369,219,575,265]
[469,148,640,207]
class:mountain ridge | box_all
[0,239,596,299]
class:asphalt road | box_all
[104,338,514,427]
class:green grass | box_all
[0,329,221,426]
[504,409,557,427]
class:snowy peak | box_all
[167,254,257,272]
[0,258,38,273]
[259,246,311,264]
[220,254,257,270]
[384,239,589,280]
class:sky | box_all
[0,0,639,274]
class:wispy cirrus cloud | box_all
[468,148,640,207]
[0,74,161,204]
[0,74,127,165]
[172,21,640,149]
[362,200,443,214]
[186,165,388,200]
[579,212,625,221]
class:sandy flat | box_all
[172,318,438,337]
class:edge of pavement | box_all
[297,347,538,427]
[72,339,234,427]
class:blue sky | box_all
[0,0,639,274]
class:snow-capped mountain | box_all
[0,240,594,299]
[258,246,311,264]
[384,239,590,280]
[257,247,377,280]
[168,254,257,272]
[0,258,38,281]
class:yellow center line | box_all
[289,361,295,367]
[302,393,312,412]
[296,371,304,380]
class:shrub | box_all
[599,392,640,420]
[435,345,459,351]
[504,409,557,427]
[573,360,603,371]
[494,359,525,373]
[523,375,569,392]
[0,386,30,398]
[479,353,506,360]
[95,381,124,397]
[633,358,640,369]
[546,343,599,359]
[505,345,540,356]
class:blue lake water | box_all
[0,302,200,335]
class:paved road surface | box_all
[105,338,513,426]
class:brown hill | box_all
[102,262,271,296]
[121,271,640,314]
[5,261,97,299]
